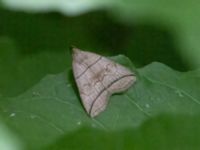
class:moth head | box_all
[72,47,89,64]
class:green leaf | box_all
[45,114,200,150]
[0,55,200,149]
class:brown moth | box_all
[72,47,136,117]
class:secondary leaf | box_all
[0,120,23,150]
[1,0,112,16]
[115,0,200,67]
[45,114,200,150]
[0,55,200,150]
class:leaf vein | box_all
[125,94,151,117]
[144,76,200,105]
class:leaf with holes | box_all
[0,55,200,150]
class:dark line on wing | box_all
[76,56,102,79]
[89,73,135,115]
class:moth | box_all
[72,47,136,117]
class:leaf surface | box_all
[0,55,200,149]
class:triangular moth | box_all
[72,47,136,117]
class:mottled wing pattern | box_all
[72,48,136,117]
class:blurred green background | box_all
[1,0,200,97]
[0,0,200,150]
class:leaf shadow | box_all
[67,68,85,109]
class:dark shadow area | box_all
[122,24,189,71]
[0,8,191,97]
[67,69,81,102]
[0,8,188,71]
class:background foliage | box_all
[0,0,200,150]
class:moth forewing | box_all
[72,48,136,117]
